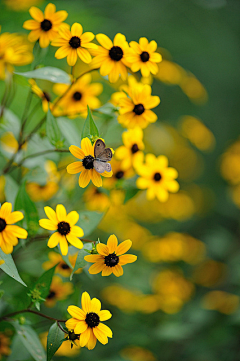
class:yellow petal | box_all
[80,327,91,347]
[81,292,91,313]
[44,206,58,224]
[67,161,84,174]
[78,169,91,188]
[97,323,113,338]
[66,234,83,249]
[65,318,78,330]
[28,29,41,42]
[71,23,83,37]
[47,232,61,248]
[91,170,102,187]
[84,255,103,263]
[66,211,79,226]
[119,254,137,265]
[0,202,12,219]
[23,20,40,30]
[90,298,101,313]
[74,321,88,334]
[96,243,109,256]
[98,310,112,321]
[6,225,28,239]
[5,211,23,224]
[116,239,132,256]
[39,219,58,231]
[102,266,112,276]
[56,204,67,222]
[52,10,68,23]
[0,234,13,254]
[93,327,108,345]
[69,145,85,159]
[67,305,86,320]
[112,264,124,277]
[88,261,105,275]
[86,329,97,350]
[44,3,56,18]
[67,48,77,66]
[29,6,44,22]
[107,234,118,253]
[80,32,95,44]
[3,231,18,246]
[39,33,50,48]
[77,48,92,64]
[59,237,68,255]
[70,226,84,237]
[55,45,70,59]
[96,34,113,49]
[81,137,93,156]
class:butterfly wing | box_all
[97,148,112,162]
[94,160,112,173]
[94,139,106,158]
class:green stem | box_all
[0,309,66,323]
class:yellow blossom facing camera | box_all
[0,202,28,254]
[117,83,160,129]
[91,33,130,83]
[39,205,84,256]
[84,234,137,277]
[45,275,74,307]
[67,137,113,188]
[23,3,68,48]
[136,154,179,202]
[51,23,97,66]
[66,292,112,350]
[126,37,162,77]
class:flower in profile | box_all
[117,83,160,129]
[52,74,102,117]
[84,234,137,277]
[66,292,112,350]
[45,275,74,307]
[91,33,130,83]
[39,205,84,256]
[136,154,179,202]
[43,251,82,277]
[40,331,81,356]
[66,137,113,188]
[115,127,145,171]
[29,79,52,113]
[126,37,162,77]
[51,23,97,66]
[23,3,68,48]
[0,202,28,254]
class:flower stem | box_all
[0,309,66,323]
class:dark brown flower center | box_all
[40,19,52,32]
[140,51,150,62]
[82,155,94,169]
[115,171,124,179]
[69,36,81,49]
[43,92,51,102]
[58,221,70,235]
[47,290,56,299]
[131,143,139,154]
[85,312,100,328]
[68,331,80,341]
[0,218,6,232]
[61,263,70,270]
[133,104,145,115]
[154,172,162,181]
[73,91,82,101]
[109,46,123,61]
[105,253,119,267]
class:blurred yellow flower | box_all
[0,332,11,358]
[180,72,208,104]
[0,202,28,254]
[121,346,156,361]
[202,291,239,314]
[5,0,43,11]
[91,33,130,83]
[66,137,113,188]
[220,139,240,185]
[193,259,226,287]
[126,37,162,77]
[85,234,137,277]
[52,74,102,117]
[156,59,184,85]
[23,3,68,48]
[0,176,6,203]
[42,251,82,277]
[117,83,160,129]
[102,284,140,312]
[136,154,179,202]
[41,331,81,357]
[45,275,74,307]
[39,205,84,256]
[51,23,97,66]
[115,127,144,171]
[103,157,134,189]
[65,292,112,350]
[29,79,52,112]
[83,186,110,212]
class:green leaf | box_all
[81,106,99,139]
[11,321,46,361]
[77,211,104,237]
[0,249,27,286]
[8,334,31,361]
[4,175,19,205]
[14,67,71,84]
[58,117,81,146]
[15,182,39,235]
[70,243,93,280]
[47,322,65,361]
[46,109,62,147]
[30,264,57,303]
[124,188,139,204]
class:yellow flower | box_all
[66,137,113,188]
[40,331,81,357]
[29,79,52,113]
[117,83,160,129]
[51,23,97,66]
[43,251,82,277]
[65,292,112,350]
[0,202,28,254]
[39,205,84,256]
[0,332,11,358]
[125,37,162,77]
[91,33,130,83]
[136,154,179,202]
[27,182,58,202]
[45,275,74,307]
[84,234,137,277]
[5,0,43,11]
[121,346,156,361]
[115,127,145,171]
[202,291,239,314]
[83,186,110,212]
[23,3,68,48]
[52,74,102,117]
[102,157,134,189]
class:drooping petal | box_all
[80,327,91,347]
[59,237,68,256]
[116,239,132,256]
[78,169,91,188]
[6,225,28,239]
[67,305,86,320]
[107,234,118,253]
[97,243,109,256]
[86,329,97,350]
[93,327,108,345]
[56,204,67,222]
[81,292,91,313]
[119,254,137,265]
[66,234,83,249]
[102,266,113,276]
[5,211,23,224]
[47,232,61,248]
[44,206,58,224]
[88,261,105,275]
[98,310,112,321]
[112,264,124,277]
[74,321,88,334]
[66,161,84,174]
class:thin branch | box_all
[0,309,66,323]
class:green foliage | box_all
[14,66,71,84]
[78,210,104,237]
[70,243,93,280]
[0,249,27,286]
[46,109,63,147]
[82,106,99,140]
[47,322,65,361]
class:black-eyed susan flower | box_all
[40,331,81,357]
[65,292,112,350]
[39,205,84,256]
[115,127,144,171]
[45,275,74,307]
[126,37,162,77]
[117,83,160,129]
[136,154,179,202]
[91,33,130,83]
[42,251,82,277]
[84,234,137,277]
[0,202,28,254]
[51,23,97,66]
[83,186,110,212]
[66,137,113,188]
[52,74,102,117]
[103,157,134,189]
[23,3,68,48]
[29,79,52,113]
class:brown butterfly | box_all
[93,139,112,173]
